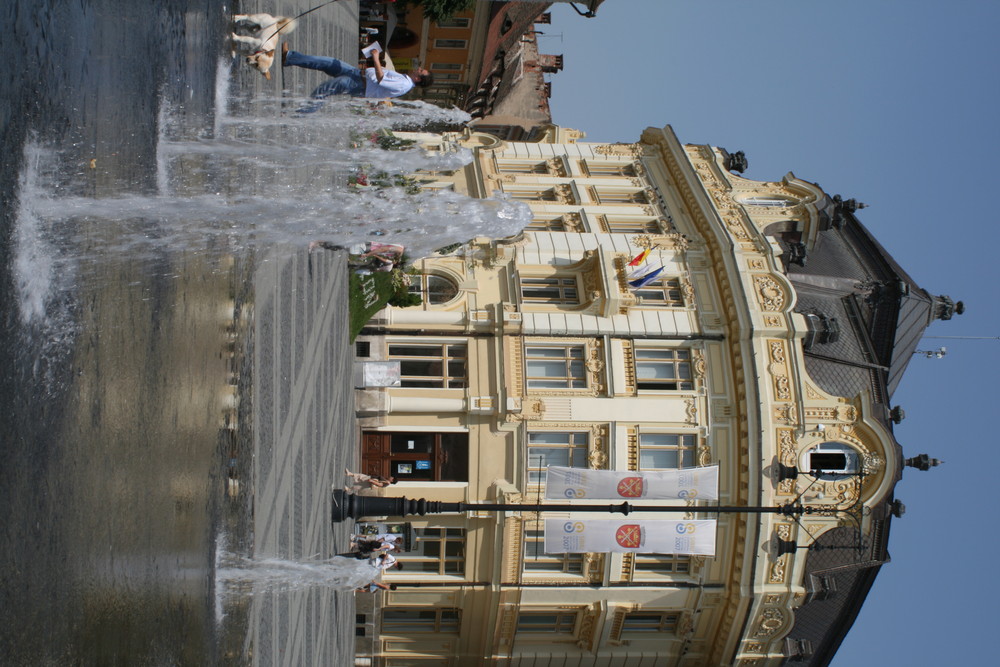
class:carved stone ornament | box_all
[594,143,642,157]
[562,212,584,232]
[698,443,712,467]
[681,277,696,305]
[554,184,575,204]
[583,553,605,584]
[753,607,787,638]
[692,350,707,380]
[576,604,600,650]
[504,399,545,423]
[631,234,653,249]
[754,275,787,311]
[677,612,695,636]
[770,556,787,583]
[682,398,698,425]
[778,429,797,466]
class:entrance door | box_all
[361,431,469,482]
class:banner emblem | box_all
[615,524,644,548]
[616,476,644,497]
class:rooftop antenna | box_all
[913,347,947,359]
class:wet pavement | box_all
[1,0,365,664]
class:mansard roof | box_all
[775,206,954,665]
[784,209,951,403]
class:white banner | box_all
[544,518,716,555]
[544,466,719,501]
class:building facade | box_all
[351,124,954,665]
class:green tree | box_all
[406,0,476,23]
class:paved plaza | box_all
[243,2,363,665]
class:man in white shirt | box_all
[372,552,403,571]
[281,42,432,100]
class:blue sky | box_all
[546,1,999,664]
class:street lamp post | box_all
[332,489,812,524]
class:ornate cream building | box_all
[350,123,956,665]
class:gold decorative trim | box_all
[583,553,605,584]
[626,426,639,470]
[621,552,635,580]
[643,134,760,667]
[503,517,524,584]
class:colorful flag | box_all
[628,266,664,289]
[627,248,651,266]
[544,518,717,555]
[627,263,660,281]
[545,465,718,501]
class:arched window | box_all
[804,442,859,480]
[408,274,459,305]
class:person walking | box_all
[344,468,396,492]
[282,42,431,100]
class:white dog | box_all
[231,13,298,80]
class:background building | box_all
[363,1,566,124]
[351,122,955,665]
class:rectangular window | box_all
[382,608,460,634]
[639,433,697,469]
[397,527,465,575]
[523,526,585,573]
[634,554,691,577]
[520,276,579,305]
[633,277,684,307]
[525,345,586,389]
[435,18,471,28]
[590,187,649,205]
[388,342,467,388]
[526,431,588,485]
[516,612,578,636]
[602,215,661,234]
[497,160,549,174]
[634,348,693,391]
[507,187,558,202]
[622,612,678,635]
[525,216,566,232]
[434,39,467,49]
[583,161,637,177]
